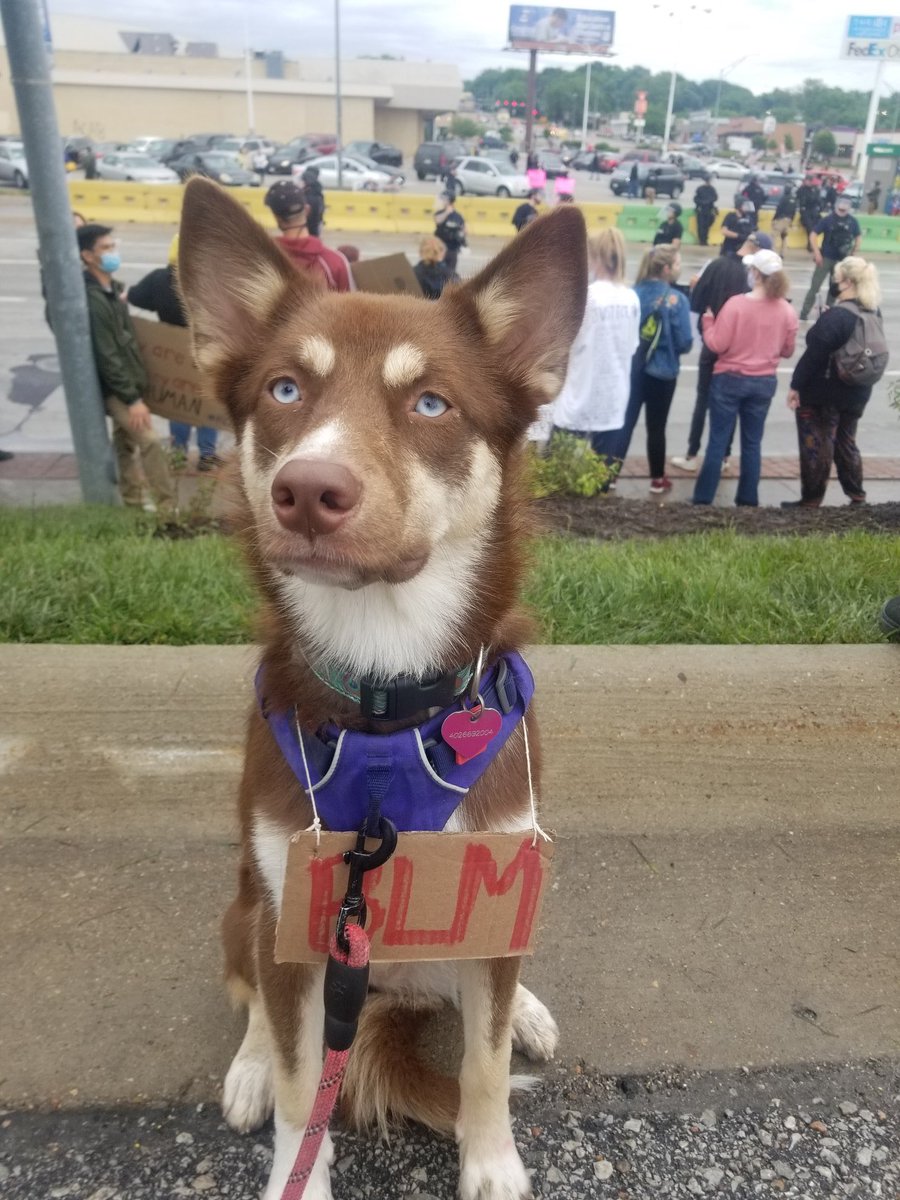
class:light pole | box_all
[654,3,712,156]
[713,56,748,133]
[581,60,592,151]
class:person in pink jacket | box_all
[692,248,798,506]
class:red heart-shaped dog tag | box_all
[441,704,503,765]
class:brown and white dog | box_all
[177,179,587,1200]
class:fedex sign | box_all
[842,14,900,57]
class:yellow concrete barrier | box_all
[393,194,440,235]
[321,191,396,232]
[580,202,624,232]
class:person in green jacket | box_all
[77,223,174,512]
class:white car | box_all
[453,156,531,197]
[0,140,28,188]
[299,154,396,191]
[96,153,180,183]
[217,137,275,171]
[704,159,747,180]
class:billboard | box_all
[841,14,900,58]
[508,6,615,53]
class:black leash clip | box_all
[334,816,398,954]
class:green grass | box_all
[1,507,898,645]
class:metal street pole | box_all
[858,58,886,183]
[0,0,115,503]
[334,0,343,189]
[525,50,537,155]
[580,60,592,150]
[662,68,676,155]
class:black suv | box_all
[413,140,467,181]
[344,140,402,168]
[610,162,686,198]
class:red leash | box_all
[279,923,370,1200]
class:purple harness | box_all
[257,652,535,834]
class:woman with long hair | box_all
[784,256,886,507]
[692,249,798,506]
[551,228,640,467]
[612,244,693,493]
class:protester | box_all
[76,222,175,513]
[83,145,98,181]
[799,195,861,320]
[433,192,466,274]
[671,252,750,473]
[693,176,718,247]
[784,257,886,507]
[264,181,351,290]
[550,228,640,472]
[719,199,757,256]
[692,249,798,507]
[611,245,693,494]
[771,183,796,257]
[627,160,640,199]
[867,181,882,215]
[413,235,458,299]
[128,234,222,473]
[300,166,326,237]
[653,202,683,248]
[739,173,765,214]
[512,190,542,232]
[443,162,463,200]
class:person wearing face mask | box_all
[77,223,175,513]
[653,202,683,249]
[611,245,693,494]
[692,249,798,507]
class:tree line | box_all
[465,65,884,137]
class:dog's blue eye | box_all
[414,393,448,418]
[271,377,301,405]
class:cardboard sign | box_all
[527,168,547,190]
[554,176,575,196]
[351,253,423,297]
[275,831,554,964]
[132,316,231,431]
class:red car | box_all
[596,152,620,172]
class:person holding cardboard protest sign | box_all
[128,234,223,472]
[77,223,175,513]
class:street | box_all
[3,188,900,484]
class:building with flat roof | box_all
[0,15,461,157]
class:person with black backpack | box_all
[783,257,888,507]
[799,196,861,320]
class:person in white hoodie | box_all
[549,227,640,475]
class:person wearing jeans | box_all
[692,372,777,506]
[612,245,693,493]
[692,249,798,506]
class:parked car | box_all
[337,151,404,186]
[266,135,336,175]
[126,137,178,161]
[0,140,28,187]
[610,162,685,198]
[300,153,397,191]
[732,170,804,210]
[169,152,262,186]
[663,153,708,179]
[841,179,864,210]
[452,155,531,198]
[620,149,660,164]
[186,133,234,148]
[536,150,569,179]
[703,158,747,180]
[63,136,93,165]
[483,147,515,164]
[480,132,507,150]
[216,137,275,171]
[343,139,403,168]
[159,139,206,166]
[413,140,467,180]
[96,152,180,183]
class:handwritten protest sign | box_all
[275,831,555,963]
[132,316,231,431]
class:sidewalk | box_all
[1,643,897,1109]
[2,451,900,507]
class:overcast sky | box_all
[46,0,900,101]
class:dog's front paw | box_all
[459,1140,532,1200]
[511,985,559,1062]
[223,1049,274,1134]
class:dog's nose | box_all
[271,460,362,536]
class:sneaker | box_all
[197,454,225,472]
[670,455,698,471]
[649,476,673,494]
[880,596,900,638]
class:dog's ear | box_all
[177,178,303,369]
[451,206,588,412]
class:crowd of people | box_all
[544,185,889,508]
